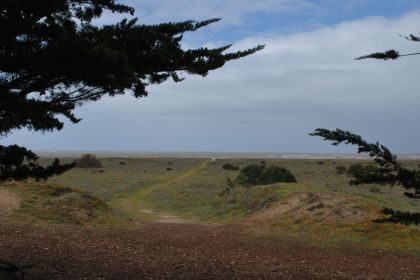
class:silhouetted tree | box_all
[0,0,264,183]
[311,23,420,225]
[356,32,420,60]
[0,1,263,277]
[310,129,420,225]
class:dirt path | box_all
[144,159,209,193]
[139,209,194,224]
[1,223,420,279]
[114,160,209,223]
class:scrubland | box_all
[3,157,420,255]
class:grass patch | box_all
[7,181,121,225]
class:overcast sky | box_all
[5,0,420,153]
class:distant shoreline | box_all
[35,151,420,160]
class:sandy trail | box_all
[115,160,209,223]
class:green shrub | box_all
[236,164,297,187]
[346,164,377,177]
[76,154,102,168]
[222,163,240,171]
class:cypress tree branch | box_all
[0,2,264,135]
[399,52,420,57]
[356,31,420,60]
[375,208,420,225]
[310,128,420,224]
[0,145,75,182]
[0,0,263,183]
[355,50,400,60]
[330,17,420,225]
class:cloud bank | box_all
[5,12,420,153]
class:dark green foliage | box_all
[0,0,263,182]
[0,0,263,136]
[0,145,74,181]
[313,23,420,225]
[310,128,420,225]
[335,166,347,175]
[236,164,297,187]
[375,208,420,225]
[346,164,364,176]
[346,164,379,181]
[355,28,420,60]
[222,163,240,171]
[310,129,420,197]
[355,50,400,60]
[76,154,102,168]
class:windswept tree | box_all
[0,2,263,276]
[355,29,420,60]
[310,129,420,225]
[0,0,264,183]
[311,25,420,225]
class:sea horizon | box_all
[35,150,420,160]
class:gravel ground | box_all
[1,223,420,280]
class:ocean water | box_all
[35,151,420,160]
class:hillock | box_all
[3,182,117,225]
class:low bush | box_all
[236,164,297,187]
[346,164,377,177]
[76,154,103,168]
[222,163,240,171]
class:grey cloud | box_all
[5,12,420,153]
